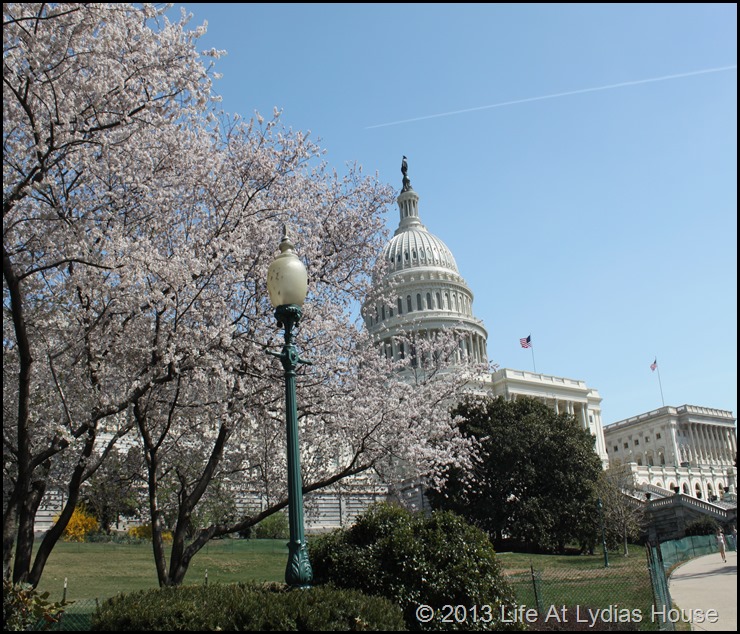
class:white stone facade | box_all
[484,368,609,466]
[604,405,737,500]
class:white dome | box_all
[382,227,458,274]
[363,159,489,366]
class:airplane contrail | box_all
[366,65,737,129]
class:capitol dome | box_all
[382,226,459,275]
[364,159,488,365]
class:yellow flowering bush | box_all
[60,505,99,542]
[127,524,173,542]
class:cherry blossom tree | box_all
[4,3,481,588]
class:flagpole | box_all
[655,359,665,407]
[520,335,536,373]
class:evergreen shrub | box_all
[92,582,405,631]
[684,516,720,536]
[255,511,289,539]
[310,502,524,631]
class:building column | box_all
[669,425,680,465]
[708,425,719,463]
[712,426,722,463]
[722,427,733,462]
[695,423,707,464]
[702,424,712,463]
[686,424,698,464]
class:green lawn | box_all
[35,539,287,603]
[498,548,661,631]
[34,540,668,631]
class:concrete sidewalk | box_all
[668,549,736,631]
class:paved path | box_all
[668,549,736,631]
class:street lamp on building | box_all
[596,498,609,568]
[266,226,313,589]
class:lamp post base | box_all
[286,539,313,588]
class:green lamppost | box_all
[266,227,313,589]
[596,498,609,568]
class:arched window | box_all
[436,292,442,310]
[407,295,412,313]
[397,298,403,315]
[381,306,386,321]
[417,294,422,311]
[445,292,450,310]
[426,293,432,309]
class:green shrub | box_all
[684,516,720,536]
[3,579,67,631]
[310,502,524,631]
[255,511,289,539]
[92,582,405,631]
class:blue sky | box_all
[173,3,737,427]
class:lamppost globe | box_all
[266,226,313,589]
[267,228,308,308]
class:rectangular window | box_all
[623,443,629,449]
[613,446,619,453]
[634,439,639,446]
[656,433,661,440]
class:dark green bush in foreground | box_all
[92,581,405,631]
[310,503,524,631]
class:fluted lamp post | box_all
[266,227,313,589]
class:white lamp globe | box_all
[266,227,308,308]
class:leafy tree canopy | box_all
[428,396,604,553]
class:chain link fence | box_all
[33,598,98,632]
[503,550,664,631]
[29,536,734,631]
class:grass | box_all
[34,539,287,603]
[498,549,659,630]
[34,540,671,631]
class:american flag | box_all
[650,358,657,372]
[520,335,532,349]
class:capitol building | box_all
[353,158,735,529]
[363,159,610,468]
